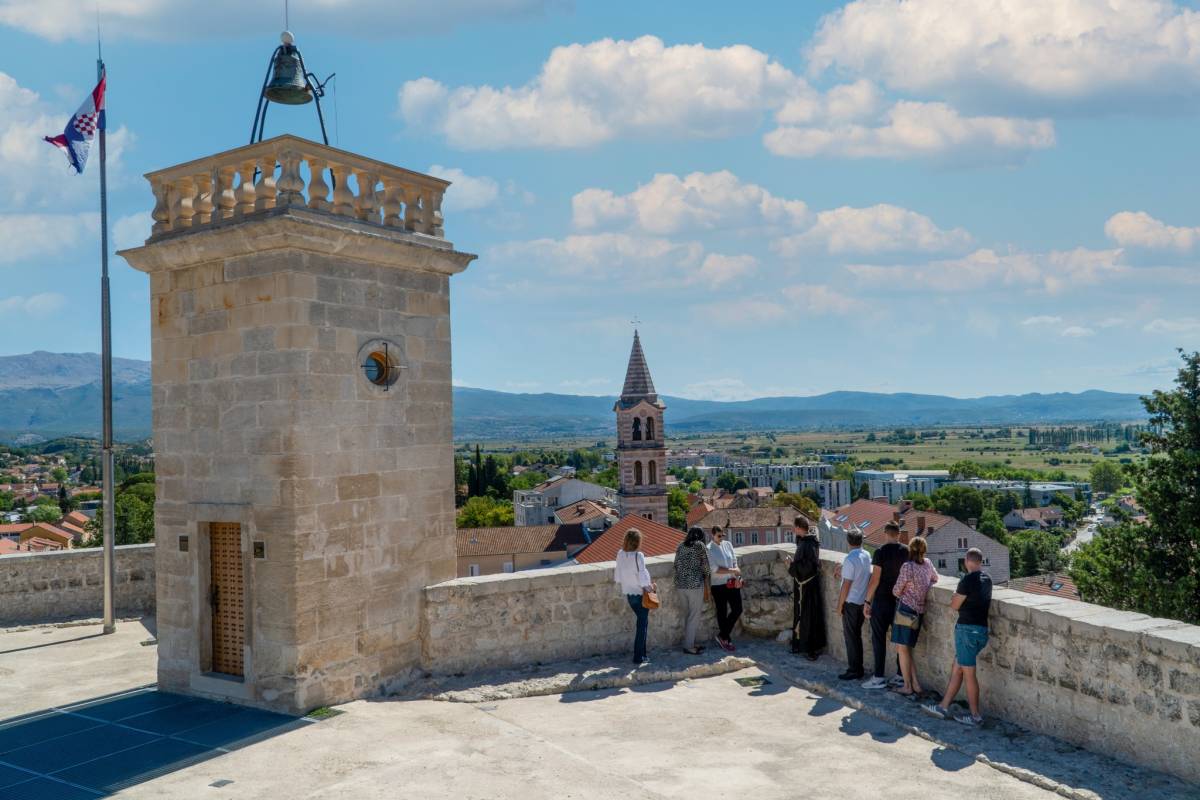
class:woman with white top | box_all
[707,526,743,652]
[614,528,656,665]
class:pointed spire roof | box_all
[618,330,665,409]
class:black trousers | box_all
[711,583,743,639]
[841,602,865,675]
[869,596,899,678]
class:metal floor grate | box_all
[0,688,308,798]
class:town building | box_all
[692,506,803,548]
[953,479,1090,506]
[717,462,833,489]
[456,523,590,577]
[785,479,851,509]
[513,476,617,526]
[1004,506,1065,531]
[553,499,619,534]
[1004,573,1081,601]
[614,332,668,524]
[823,498,1010,583]
[853,469,952,501]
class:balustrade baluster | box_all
[404,190,421,232]
[380,179,403,227]
[277,150,305,207]
[213,166,236,222]
[174,177,195,229]
[193,173,213,225]
[430,190,444,237]
[331,164,354,216]
[235,160,257,216]
[255,155,278,211]
[308,158,330,211]
[354,171,378,223]
[419,188,435,235]
[151,178,170,235]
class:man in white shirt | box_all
[836,527,872,680]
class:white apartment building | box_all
[785,479,852,509]
[952,480,1089,506]
[853,469,951,501]
[715,462,834,489]
[514,477,618,527]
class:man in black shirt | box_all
[923,548,992,726]
[860,522,908,689]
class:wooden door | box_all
[209,522,245,677]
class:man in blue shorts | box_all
[923,548,992,726]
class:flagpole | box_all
[98,54,115,635]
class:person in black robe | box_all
[788,515,827,660]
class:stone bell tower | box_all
[120,135,474,713]
[614,331,668,523]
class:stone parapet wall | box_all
[0,544,156,625]
[422,544,1200,784]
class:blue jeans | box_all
[954,624,989,667]
[627,594,649,662]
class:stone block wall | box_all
[0,544,156,625]
[422,544,1200,784]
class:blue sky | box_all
[2,0,1198,399]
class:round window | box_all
[363,351,390,386]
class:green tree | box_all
[976,508,1007,544]
[0,491,13,512]
[589,464,618,489]
[50,466,68,483]
[27,504,62,523]
[1071,350,1200,623]
[113,492,155,544]
[715,472,747,492]
[1009,529,1066,578]
[929,486,985,524]
[667,487,689,530]
[771,493,821,523]
[799,488,822,506]
[903,492,932,511]
[1089,460,1124,494]
[855,482,871,500]
[994,491,1021,515]
[455,496,515,528]
[687,480,703,494]
[510,471,550,491]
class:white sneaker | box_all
[955,713,983,727]
[887,674,906,688]
[861,676,888,690]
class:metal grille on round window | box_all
[210,522,245,677]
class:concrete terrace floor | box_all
[0,619,1191,800]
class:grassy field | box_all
[467,427,1139,479]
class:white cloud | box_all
[765,100,1054,163]
[1144,318,1200,335]
[0,213,97,264]
[846,247,1125,293]
[780,284,856,314]
[808,0,1200,111]
[572,171,809,234]
[0,72,132,211]
[693,254,758,288]
[1105,211,1199,251]
[113,212,152,251]
[0,0,553,41]
[487,233,705,284]
[692,284,854,324]
[0,292,65,314]
[1021,315,1064,326]
[773,204,972,256]
[400,36,804,149]
[427,165,500,212]
[1061,326,1096,338]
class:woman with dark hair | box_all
[613,528,656,665]
[788,514,827,661]
[707,526,743,652]
[674,526,711,655]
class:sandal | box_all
[890,687,916,698]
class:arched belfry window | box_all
[646,417,655,441]
[631,418,642,441]
[648,461,657,485]
[634,461,643,486]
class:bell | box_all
[264,32,312,105]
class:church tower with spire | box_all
[614,331,668,524]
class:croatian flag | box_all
[44,76,106,175]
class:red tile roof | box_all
[574,515,684,564]
[685,501,714,528]
[0,523,32,535]
[1006,573,1080,600]
[456,524,589,558]
[555,499,615,525]
[0,538,19,554]
[831,498,962,547]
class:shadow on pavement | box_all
[0,687,308,798]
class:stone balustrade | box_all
[142,135,448,241]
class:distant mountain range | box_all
[0,352,1149,443]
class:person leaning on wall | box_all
[613,528,657,666]
[673,526,712,655]
[707,525,743,652]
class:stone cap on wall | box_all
[0,542,155,563]
[425,543,1200,661]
